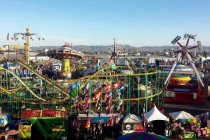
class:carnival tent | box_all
[144,106,169,123]
[123,114,142,123]
[169,111,195,120]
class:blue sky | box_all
[0,0,210,47]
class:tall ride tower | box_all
[8,26,44,64]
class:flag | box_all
[104,93,108,100]
[103,83,111,93]
[7,33,9,40]
[83,97,90,111]
[106,105,114,114]
[117,100,123,112]
[107,114,114,126]
[76,102,80,112]
[85,117,91,128]
[82,83,89,94]
[112,80,120,89]
[93,89,101,100]
[68,81,79,98]
[111,115,115,126]
[106,96,112,105]
[69,81,79,91]
[73,95,79,104]
[69,87,78,98]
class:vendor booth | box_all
[169,111,197,139]
[145,106,169,136]
[122,114,143,135]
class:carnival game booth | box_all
[19,109,67,140]
[145,106,169,136]
[77,113,123,138]
[169,111,197,139]
[122,114,143,135]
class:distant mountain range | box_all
[31,45,210,52]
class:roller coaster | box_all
[0,57,164,116]
[0,27,165,117]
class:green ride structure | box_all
[0,59,165,116]
[0,27,165,139]
[0,58,165,139]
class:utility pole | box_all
[113,38,117,63]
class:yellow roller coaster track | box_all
[0,86,37,104]
[0,84,71,105]
[18,59,69,99]
[0,59,72,103]
[0,67,49,102]
[65,66,161,92]
[0,63,162,105]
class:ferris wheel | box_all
[164,34,204,87]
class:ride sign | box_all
[22,110,41,118]
[21,109,66,118]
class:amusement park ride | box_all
[47,43,83,78]
[164,34,204,104]
[0,29,163,118]
[1,29,205,139]
[8,27,44,64]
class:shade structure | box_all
[116,132,168,140]
[123,114,142,124]
[169,111,195,120]
[78,113,123,123]
[144,106,169,123]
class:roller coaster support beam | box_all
[186,53,204,87]
[164,53,182,86]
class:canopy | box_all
[169,111,195,120]
[123,114,142,124]
[78,113,123,123]
[144,106,169,123]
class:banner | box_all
[22,110,41,118]
[21,110,66,119]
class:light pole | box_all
[137,77,141,115]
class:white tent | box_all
[169,111,195,120]
[144,106,169,123]
[123,114,142,123]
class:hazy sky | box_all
[0,0,210,47]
